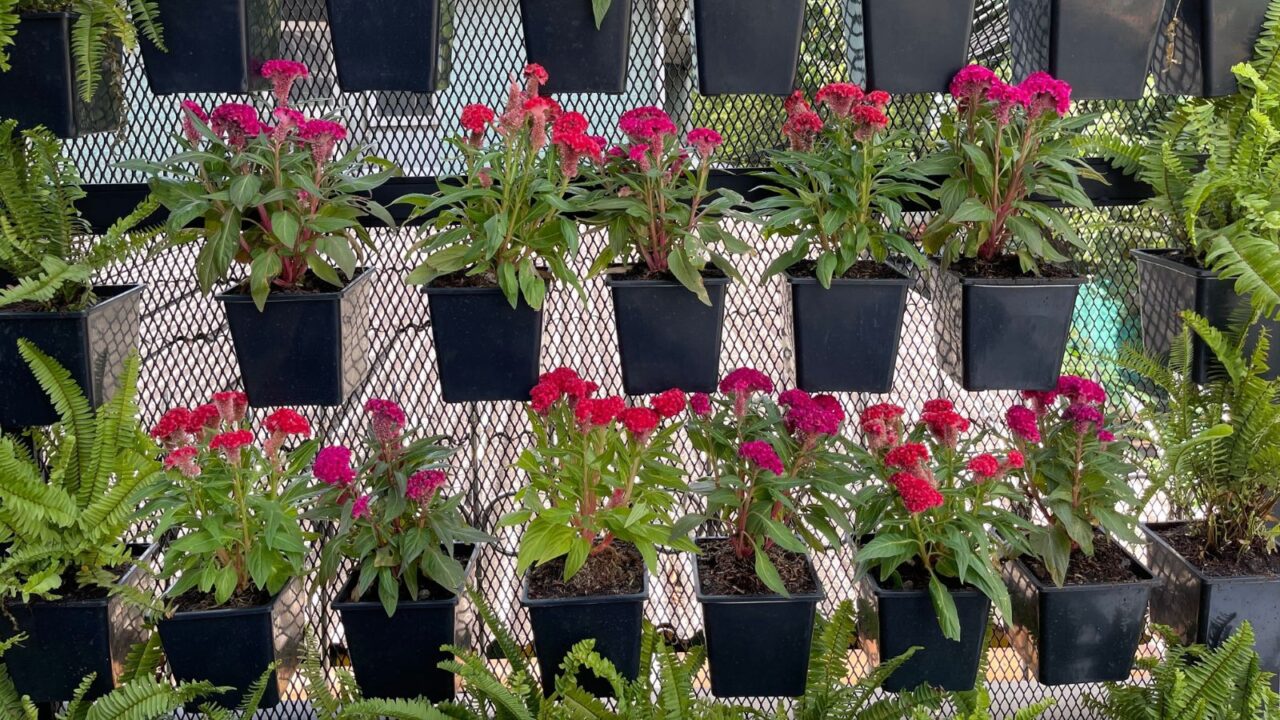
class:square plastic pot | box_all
[787,269,911,393]
[1003,549,1156,686]
[423,283,543,403]
[1143,522,1280,674]
[1199,0,1270,96]
[333,545,478,701]
[931,262,1083,391]
[519,0,632,94]
[856,572,989,692]
[692,0,804,96]
[1010,0,1166,100]
[1,544,156,703]
[0,13,120,137]
[861,0,975,94]
[606,274,729,395]
[0,284,145,429]
[140,0,279,94]
[691,545,824,697]
[326,0,440,92]
[520,571,648,695]
[218,268,374,409]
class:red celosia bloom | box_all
[922,399,954,414]
[967,453,1001,480]
[552,111,589,140]
[619,106,678,143]
[862,403,906,423]
[365,398,406,443]
[783,391,843,436]
[619,407,660,437]
[866,90,891,108]
[180,100,208,144]
[185,404,221,435]
[922,407,970,448]
[1056,375,1106,406]
[651,389,686,419]
[1005,450,1026,469]
[812,394,845,423]
[986,81,1028,124]
[460,103,495,141]
[850,104,889,140]
[260,59,309,104]
[164,446,201,478]
[1006,405,1041,444]
[859,417,898,450]
[778,389,810,407]
[264,408,311,436]
[1098,430,1116,443]
[210,429,254,456]
[151,408,191,444]
[556,132,604,178]
[784,89,812,115]
[687,127,723,160]
[406,469,447,502]
[782,111,823,151]
[210,103,262,148]
[314,446,356,486]
[530,381,559,414]
[739,440,785,476]
[523,62,549,92]
[576,396,625,427]
[886,442,930,471]
[538,367,596,405]
[1019,71,1072,119]
[896,474,945,513]
[299,119,347,163]
[523,96,562,119]
[212,391,248,424]
[1021,388,1059,416]
[719,367,775,396]
[690,393,712,417]
[815,82,864,118]
[627,143,652,171]
[949,64,999,101]
[351,494,372,519]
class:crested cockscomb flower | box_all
[784,89,812,116]
[523,62,549,93]
[895,474,944,513]
[859,403,906,451]
[967,453,1001,480]
[687,128,723,160]
[815,82,864,118]
[460,103,495,146]
[619,106,678,143]
[209,429,254,461]
[164,446,201,478]
[923,399,954,413]
[210,103,262,148]
[922,406,970,448]
[949,64,999,102]
[1006,405,1041,444]
[783,391,844,436]
[1063,404,1104,432]
[576,396,625,428]
[986,81,1028,124]
[270,106,305,142]
[298,119,347,163]
[778,389,810,407]
[865,90,891,108]
[1021,388,1059,417]
[260,59,309,104]
[530,381,560,414]
[740,440,785,476]
[628,143,652,172]
[1019,71,1072,119]
[1098,430,1116,443]
[1005,450,1026,469]
[862,403,907,423]
[185,404,221,436]
[619,407,660,438]
[1056,375,1106,406]
[555,132,604,178]
[180,100,209,144]
[651,388,686,419]
[523,96,562,150]
[151,408,192,446]
[782,110,823,151]
[850,104,889,140]
[211,391,248,424]
[552,111,589,140]
[886,443,930,471]
[690,392,712,417]
[351,494,372,519]
[406,469,447,502]
[264,408,311,437]
[365,398,406,444]
[719,367,775,396]
[314,446,356,486]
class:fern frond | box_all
[340,698,447,720]
[17,339,94,486]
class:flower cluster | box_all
[779,389,845,437]
[152,392,313,475]
[1008,375,1113,444]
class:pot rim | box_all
[519,564,650,607]
[161,576,298,620]
[690,536,826,603]
[1143,520,1280,586]
[2,541,159,609]
[1130,247,1217,280]
[332,543,480,612]
[0,283,145,320]
[16,11,76,20]
[603,271,733,289]
[1006,545,1158,593]
[928,257,1088,288]
[859,567,987,599]
[216,266,374,304]
[784,266,913,287]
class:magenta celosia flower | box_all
[886,442,930,471]
[406,469,447,502]
[627,143,652,172]
[1064,404,1104,432]
[1021,388,1060,416]
[784,89,812,115]
[690,393,712,417]
[164,446,201,478]
[815,82,864,118]
[298,119,347,163]
[212,391,248,424]
[270,106,305,142]
[180,100,208,144]
[209,429,254,460]
[651,389,686,419]
[1006,405,1041,444]
[850,104,889,140]
[351,494,372,519]
[719,367,775,396]
[739,440,785,476]
[967,453,1001,480]
[783,391,843,436]
[365,398,406,444]
[1056,375,1106,406]
[1098,430,1116,443]
[1019,71,1072,119]
[687,127,723,160]
[782,110,823,151]
[859,403,906,451]
[893,473,944,513]
[210,103,262,148]
[314,446,356,486]
[949,64,999,102]
[260,59,309,104]
[986,81,1028,124]
[619,106,677,143]
[1006,450,1026,469]
[150,408,191,445]
[922,407,970,449]
[619,407,660,438]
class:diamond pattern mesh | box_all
[53,0,1198,716]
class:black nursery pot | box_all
[606,274,729,396]
[692,548,824,697]
[861,0,975,94]
[520,572,648,694]
[931,262,1084,392]
[333,545,478,701]
[1132,249,1280,384]
[1143,522,1280,674]
[693,0,805,96]
[1003,551,1156,685]
[856,572,989,692]
[1199,0,1270,96]
[219,268,373,409]
[519,0,632,94]
[2,544,155,703]
[787,269,911,393]
[0,13,120,138]
[1010,0,1166,100]
[326,0,440,92]
[140,0,279,94]
[424,283,543,403]
[0,285,145,430]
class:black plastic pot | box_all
[326,0,440,92]
[691,546,824,697]
[519,0,632,94]
[1143,522,1280,674]
[0,285,145,430]
[333,545,477,701]
[139,0,279,94]
[1132,249,1280,384]
[692,0,804,96]
[1199,0,1270,96]
[787,269,911,393]
[856,572,989,692]
[1003,550,1156,685]
[1010,0,1166,100]
[218,268,374,408]
[424,283,543,403]
[157,579,304,709]
[1,544,155,703]
[931,262,1084,391]
[606,274,729,395]
[0,13,120,137]
[861,0,975,94]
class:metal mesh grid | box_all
[57,0,1198,716]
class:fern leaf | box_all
[17,339,95,488]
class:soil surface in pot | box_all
[947,256,1077,280]
[225,271,356,297]
[613,263,727,283]
[172,586,274,613]
[790,259,903,280]
[347,547,474,603]
[429,269,500,289]
[1020,536,1144,586]
[1,291,107,314]
[527,542,644,599]
[1156,521,1280,578]
[696,538,817,596]
[887,560,974,592]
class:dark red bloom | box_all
[739,440,784,476]
[690,393,712,417]
[576,396,625,427]
[922,407,970,448]
[406,469,447,502]
[619,407,660,437]
[461,103,495,134]
[1005,450,1026,469]
[886,443,930,471]
[1006,405,1041,443]
[718,367,775,396]
[896,474,944,513]
[365,398,406,443]
[967,453,1001,480]
[184,404,221,435]
[210,429,254,456]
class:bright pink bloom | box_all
[1056,375,1106,406]
[555,132,604,178]
[816,82,864,117]
[1098,430,1116,443]
[619,106,677,143]
[260,59,309,104]
[184,404,221,436]
[1006,405,1042,444]
[923,399,954,414]
[1021,388,1060,417]
[784,90,812,115]
[850,104,889,140]
[406,469,447,502]
[896,474,944,513]
[690,393,712,417]
[1019,71,1072,118]
[986,81,1028,124]
[783,391,843,436]
[687,128,723,160]
[950,64,1000,102]
[209,429,254,458]
[264,408,311,437]
[151,408,191,445]
[651,389,686,419]
[180,100,208,143]
[210,103,262,148]
[314,446,356,486]
[351,495,372,519]
[164,446,201,478]
[865,90,891,108]
[968,453,1001,480]
[212,391,249,424]
[619,407,660,437]
[740,440,784,476]
[862,403,906,423]
[298,119,347,163]
[923,407,970,448]
[1064,404,1104,432]
[523,63,549,92]
[365,398,406,443]
[552,111,589,140]
[1005,450,1026,469]
[719,367,775,396]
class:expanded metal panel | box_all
[57,0,1196,717]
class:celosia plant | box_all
[920,65,1101,274]
[685,367,858,595]
[851,399,1027,640]
[148,393,322,605]
[127,59,397,310]
[401,65,599,309]
[311,398,490,616]
[754,84,930,286]
[584,107,750,305]
[500,368,699,579]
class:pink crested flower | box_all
[739,440,784,476]
[1056,375,1106,406]
[922,406,971,449]
[1064,404,1105,433]
[619,106,678,143]
[270,106,305,143]
[260,59,310,104]
[1005,450,1026,469]
[1019,71,1072,119]
[351,494,372,519]
[184,404,221,436]
[784,89,812,116]
[210,103,262,149]
[209,429,254,462]
[179,100,208,144]
[406,469,447,503]
[365,398,406,444]
[1098,430,1116,443]
[1006,405,1042,444]
[651,388,687,419]
[967,453,1001,480]
[859,403,906,451]
[461,103,495,147]
[690,392,712,417]
[298,119,347,163]
[314,446,356,486]
[212,391,249,424]
[628,143,652,172]
[164,446,201,478]
[264,408,311,437]
[523,63,549,93]
[782,110,823,151]
[782,390,844,436]
[150,408,192,446]
[555,131,604,178]
[923,399,954,413]
[552,111,589,140]
[575,396,625,428]
[686,127,723,160]
[850,104,889,141]
[985,80,1028,124]
[815,82,864,118]
[886,442,930,471]
[619,407,660,438]
[1021,388,1060,417]
[865,90,891,108]
[719,367,775,396]
[895,474,944,513]
[949,64,1000,103]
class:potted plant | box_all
[584,109,748,395]
[861,0,975,94]
[147,395,321,708]
[400,66,597,403]
[499,367,699,692]
[325,0,443,92]
[0,343,158,703]
[998,376,1156,686]
[1009,0,1165,100]
[692,0,805,95]
[128,60,396,408]
[139,0,277,94]
[684,367,855,697]
[1119,311,1280,676]
[0,0,161,137]
[519,0,631,93]
[850,399,1027,691]
[921,65,1099,391]
[0,120,155,429]
[754,85,929,393]
[313,398,490,701]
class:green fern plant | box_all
[0,119,159,311]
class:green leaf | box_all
[229,174,262,210]
[271,211,300,250]
[591,0,611,28]
[928,574,961,641]
[754,546,790,597]
[951,198,997,223]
